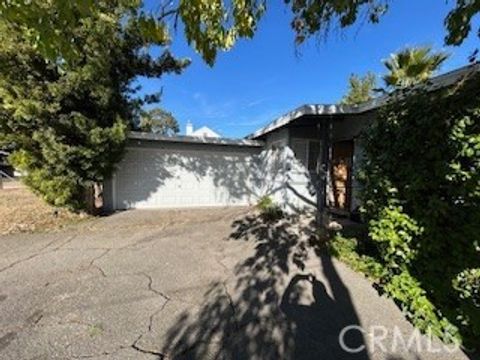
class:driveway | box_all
[0,208,470,360]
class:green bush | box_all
[257,196,283,221]
[358,72,480,349]
[327,234,386,280]
[453,269,480,339]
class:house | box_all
[186,121,221,138]
[103,64,479,213]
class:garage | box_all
[103,132,264,210]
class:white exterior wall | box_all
[260,128,318,213]
[104,135,316,213]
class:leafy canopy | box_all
[383,46,449,88]
[0,2,189,209]
[1,1,478,66]
[341,72,377,105]
[360,71,480,347]
[138,108,180,135]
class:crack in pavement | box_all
[120,273,173,359]
[71,346,125,359]
[88,249,111,267]
[131,334,165,359]
[222,282,240,333]
[52,234,78,250]
[147,298,170,333]
[140,272,170,301]
[0,252,44,274]
[0,235,77,274]
[87,249,111,277]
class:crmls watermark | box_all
[338,325,463,354]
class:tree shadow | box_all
[107,142,319,214]
[162,213,369,359]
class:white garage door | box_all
[109,144,261,210]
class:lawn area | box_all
[0,185,89,235]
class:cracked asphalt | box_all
[0,208,471,360]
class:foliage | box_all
[257,196,283,221]
[454,269,480,305]
[327,234,386,280]
[138,108,180,135]
[1,1,479,66]
[341,72,377,105]
[0,2,189,210]
[383,46,449,88]
[454,268,480,338]
[359,71,480,348]
[179,0,266,65]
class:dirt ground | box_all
[0,186,89,236]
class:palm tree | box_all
[383,46,449,88]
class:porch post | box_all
[317,116,332,227]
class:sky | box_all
[138,1,479,138]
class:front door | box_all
[331,140,354,212]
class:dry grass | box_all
[0,186,90,235]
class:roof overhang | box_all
[129,132,264,147]
[248,63,480,140]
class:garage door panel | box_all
[113,146,258,209]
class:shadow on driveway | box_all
[162,214,369,359]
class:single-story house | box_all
[103,63,479,215]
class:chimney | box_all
[186,121,193,136]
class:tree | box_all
[341,72,377,105]
[0,2,189,210]
[382,46,449,88]
[138,108,180,135]
[1,1,478,66]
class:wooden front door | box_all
[331,140,354,212]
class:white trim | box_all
[129,132,263,147]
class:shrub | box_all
[327,234,386,280]
[257,196,283,221]
[359,71,480,348]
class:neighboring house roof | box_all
[248,63,480,140]
[129,131,264,147]
[190,126,221,138]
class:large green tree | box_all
[341,72,377,105]
[138,108,180,135]
[383,46,449,88]
[1,1,478,66]
[0,2,189,209]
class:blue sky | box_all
[139,1,479,138]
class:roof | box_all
[248,63,480,139]
[190,126,221,138]
[129,131,264,147]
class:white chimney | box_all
[186,121,193,136]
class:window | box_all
[291,139,321,173]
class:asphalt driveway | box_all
[0,208,470,359]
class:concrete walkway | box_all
[0,208,470,359]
